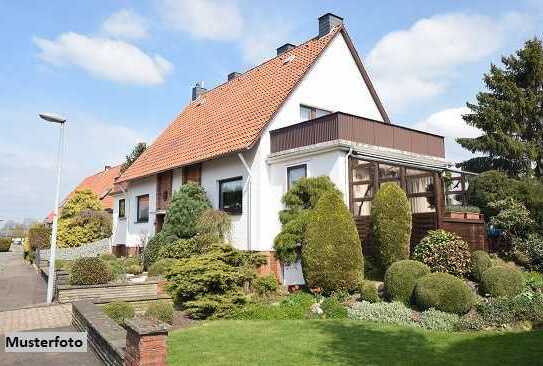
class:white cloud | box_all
[34,32,172,85]
[102,9,149,40]
[366,12,530,111]
[413,106,482,163]
[157,0,243,41]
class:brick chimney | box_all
[318,13,343,37]
[276,43,296,56]
[191,81,207,101]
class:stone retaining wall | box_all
[57,281,160,303]
[40,237,111,260]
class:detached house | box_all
[112,14,485,283]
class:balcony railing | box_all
[270,112,445,158]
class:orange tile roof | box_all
[118,26,344,182]
[64,165,121,210]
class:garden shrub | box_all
[414,230,471,277]
[166,245,265,319]
[273,176,340,263]
[489,198,534,239]
[143,232,173,269]
[523,271,543,292]
[70,257,113,285]
[414,272,474,314]
[455,313,487,331]
[145,301,175,324]
[357,280,380,303]
[148,258,179,277]
[384,260,431,304]
[107,259,126,280]
[321,296,348,319]
[253,274,278,296]
[371,183,412,268]
[0,238,11,252]
[28,224,51,250]
[480,265,524,298]
[472,291,543,328]
[348,301,415,327]
[162,183,211,239]
[99,253,117,261]
[419,308,460,331]
[471,250,493,282]
[158,234,215,260]
[103,301,135,325]
[196,209,232,243]
[60,189,102,218]
[302,191,363,293]
[126,264,143,275]
[512,233,543,271]
[229,293,315,320]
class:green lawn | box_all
[168,320,543,366]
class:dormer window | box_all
[300,105,331,121]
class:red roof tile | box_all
[64,165,121,210]
[118,27,344,182]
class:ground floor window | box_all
[136,194,149,222]
[219,177,243,214]
[287,164,307,189]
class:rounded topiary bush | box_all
[414,272,474,314]
[302,191,363,293]
[145,301,175,324]
[70,257,113,285]
[480,265,524,298]
[371,182,412,268]
[384,260,431,304]
[413,230,471,277]
[357,280,380,303]
[471,250,493,282]
[103,301,135,325]
[148,258,179,277]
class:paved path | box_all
[0,246,46,311]
[0,303,72,334]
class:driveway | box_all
[0,246,46,311]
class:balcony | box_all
[270,112,445,158]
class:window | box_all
[300,105,331,121]
[118,199,126,218]
[287,164,307,190]
[136,195,149,222]
[219,177,243,214]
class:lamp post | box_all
[39,112,66,304]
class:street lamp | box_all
[40,112,66,304]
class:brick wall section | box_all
[124,318,169,366]
[256,251,282,282]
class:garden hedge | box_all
[371,183,412,268]
[480,265,524,298]
[471,250,493,282]
[0,238,11,252]
[414,230,471,277]
[302,191,363,293]
[28,225,51,250]
[69,257,113,285]
[414,272,474,314]
[384,260,431,304]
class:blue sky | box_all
[1,0,542,222]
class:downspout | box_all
[345,148,353,207]
[238,152,252,251]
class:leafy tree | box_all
[273,176,341,263]
[371,183,412,268]
[302,191,363,293]
[162,183,211,239]
[120,142,147,173]
[457,38,543,176]
[61,189,102,219]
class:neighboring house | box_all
[111,14,484,283]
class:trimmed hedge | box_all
[480,266,524,298]
[471,250,493,282]
[28,225,51,249]
[357,280,380,303]
[384,260,431,304]
[302,191,363,293]
[145,301,175,324]
[148,258,179,277]
[0,238,11,252]
[69,257,113,285]
[414,272,475,314]
[103,301,135,325]
[371,183,412,268]
[414,230,471,277]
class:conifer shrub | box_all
[414,230,471,277]
[148,258,179,277]
[143,231,174,269]
[480,265,524,298]
[384,260,431,304]
[70,257,113,285]
[471,250,493,282]
[103,301,135,325]
[414,272,474,314]
[302,191,363,293]
[371,183,412,268]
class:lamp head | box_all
[39,113,66,124]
